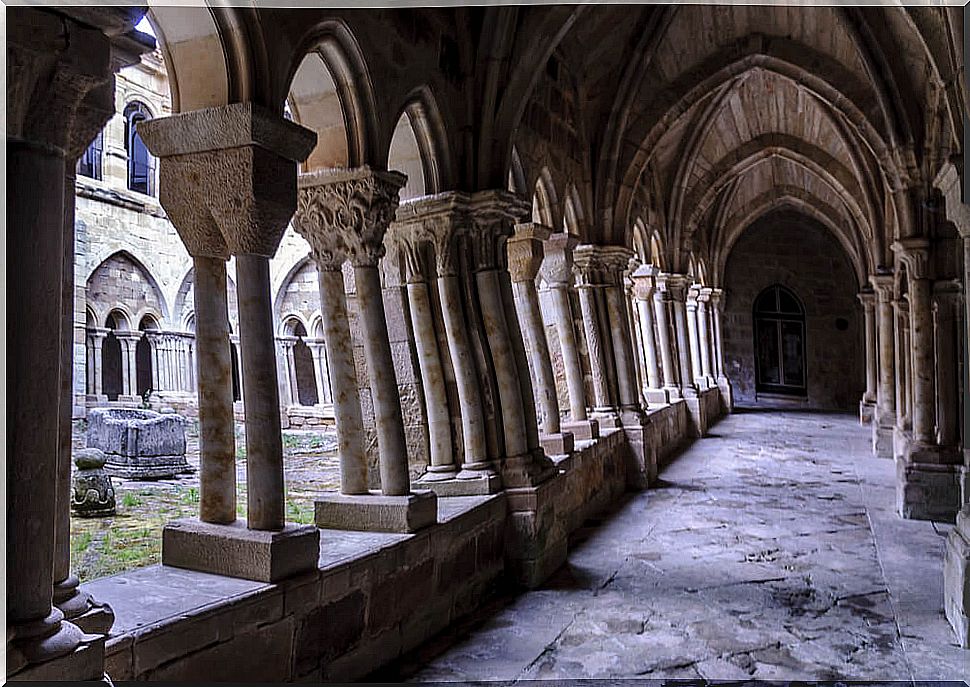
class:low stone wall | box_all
[650,400,690,467]
[84,404,718,683]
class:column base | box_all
[859,399,876,425]
[591,409,622,428]
[872,422,893,458]
[504,478,567,589]
[683,393,709,438]
[104,454,194,480]
[314,489,437,533]
[7,632,105,682]
[562,419,599,441]
[417,465,459,482]
[540,431,575,456]
[500,451,557,489]
[417,471,502,497]
[644,387,670,406]
[895,451,963,522]
[944,505,970,648]
[54,576,114,635]
[716,376,734,413]
[620,414,657,489]
[162,517,320,582]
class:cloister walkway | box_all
[383,409,967,682]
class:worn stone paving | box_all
[390,409,968,682]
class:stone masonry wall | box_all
[722,210,864,411]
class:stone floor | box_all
[382,408,968,682]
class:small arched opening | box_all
[124,101,155,196]
[103,312,125,401]
[136,315,158,398]
[753,284,807,397]
[285,320,319,407]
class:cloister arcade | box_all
[6,2,970,682]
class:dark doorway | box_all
[292,322,319,406]
[753,285,806,396]
[103,313,124,401]
[136,317,156,397]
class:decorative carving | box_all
[507,223,551,283]
[71,449,116,517]
[630,263,658,301]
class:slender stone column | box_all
[541,233,597,437]
[685,285,704,386]
[142,103,320,554]
[146,332,161,393]
[631,264,666,404]
[667,275,697,396]
[653,275,681,398]
[86,334,96,394]
[933,282,962,448]
[574,248,613,411]
[396,227,457,479]
[306,340,332,405]
[870,273,896,457]
[293,180,369,494]
[895,300,912,431]
[858,290,877,404]
[279,338,297,406]
[90,329,107,396]
[601,248,641,412]
[709,288,734,412]
[893,240,935,444]
[697,287,714,382]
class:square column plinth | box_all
[418,473,502,497]
[895,450,963,522]
[315,490,437,533]
[562,419,599,441]
[540,432,575,456]
[162,518,320,583]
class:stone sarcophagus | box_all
[86,408,193,479]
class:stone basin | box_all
[86,408,193,480]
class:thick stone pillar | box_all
[893,240,935,444]
[294,167,436,531]
[631,264,666,405]
[858,290,878,424]
[141,102,319,579]
[933,282,962,449]
[870,274,896,458]
[541,233,598,439]
[653,276,681,399]
[508,222,574,455]
[574,248,614,415]
[709,288,734,412]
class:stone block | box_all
[943,507,970,648]
[562,419,599,440]
[540,431,574,456]
[315,490,437,533]
[418,472,502,497]
[895,457,963,522]
[87,407,192,479]
[858,400,875,425]
[872,423,893,459]
[294,590,366,673]
[644,388,670,405]
[162,517,320,582]
[9,636,105,682]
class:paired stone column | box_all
[279,337,298,406]
[115,331,142,399]
[653,275,681,399]
[870,273,896,458]
[685,285,705,387]
[294,167,437,531]
[858,290,878,425]
[667,275,697,396]
[7,5,151,679]
[541,233,599,440]
[697,287,715,385]
[630,264,667,405]
[600,247,642,415]
[141,102,320,579]
[893,240,935,444]
[88,328,108,397]
[508,223,574,455]
[574,247,615,416]
[305,339,333,405]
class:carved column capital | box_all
[467,190,530,272]
[869,273,896,302]
[573,245,606,288]
[891,238,931,280]
[393,191,472,277]
[540,232,580,287]
[630,263,658,301]
[932,279,964,315]
[934,162,970,238]
[709,287,724,311]
[857,289,876,310]
[507,222,552,283]
[661,273,690,302]
[140,103,317,259]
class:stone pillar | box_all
[115,332,138,399]
[541,233,598,439]
[508,222,574,455]
[141,102,320,578]
[279,337,297,406]
[631,264,666,405]
[934,282,962,448]
[601,248,641,413]
[653,275,681,399]
[574,248,613,414]
[893,298,910,434]
[89,329,107,397]
[293,167,436,531]
[697,287,715,384]
[870,274,896,458]
[7,5,149,678]
[145,332,161,393]
[709,288,734,412]
[858,290,878,424]
[306,340,332,405]
[668,275,697,396]
[685,285,704,387]
[471,193,554,488]
[395,226,458,480]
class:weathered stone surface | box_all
[71,448,116,517]
[86,407,192,479]
[162,517,320,582]
[315,490,437,533]
[943,507,970,647]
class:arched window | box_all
[124,102,155,196]
[102,313,124,402]
[77,130,103,180]
[753,285,807,396]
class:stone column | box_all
[858,290,878,424]
[601,247,641,414]
[697,287,715,384]
[668,275,697,396]
[933,282,962,448]
[7,5,148,677]
[893,299,910,432]
[89,329,107,397]
[145,332,161,393]
[893,239,935,444]
[653,275,681,398]
[119,331,143,398]
[279,337,297,406]
[685,285,704,387]
[709,288,734,411]
[293,178,369,495]
[574,248,613,413]
[395,225,457,480]
[85,333,96,394]
[870,273,896,458]
[306,340,332,405]
[508,222,574,454]
[631,264,666,405]
[541,233,598,439]
[141,102,320,577]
